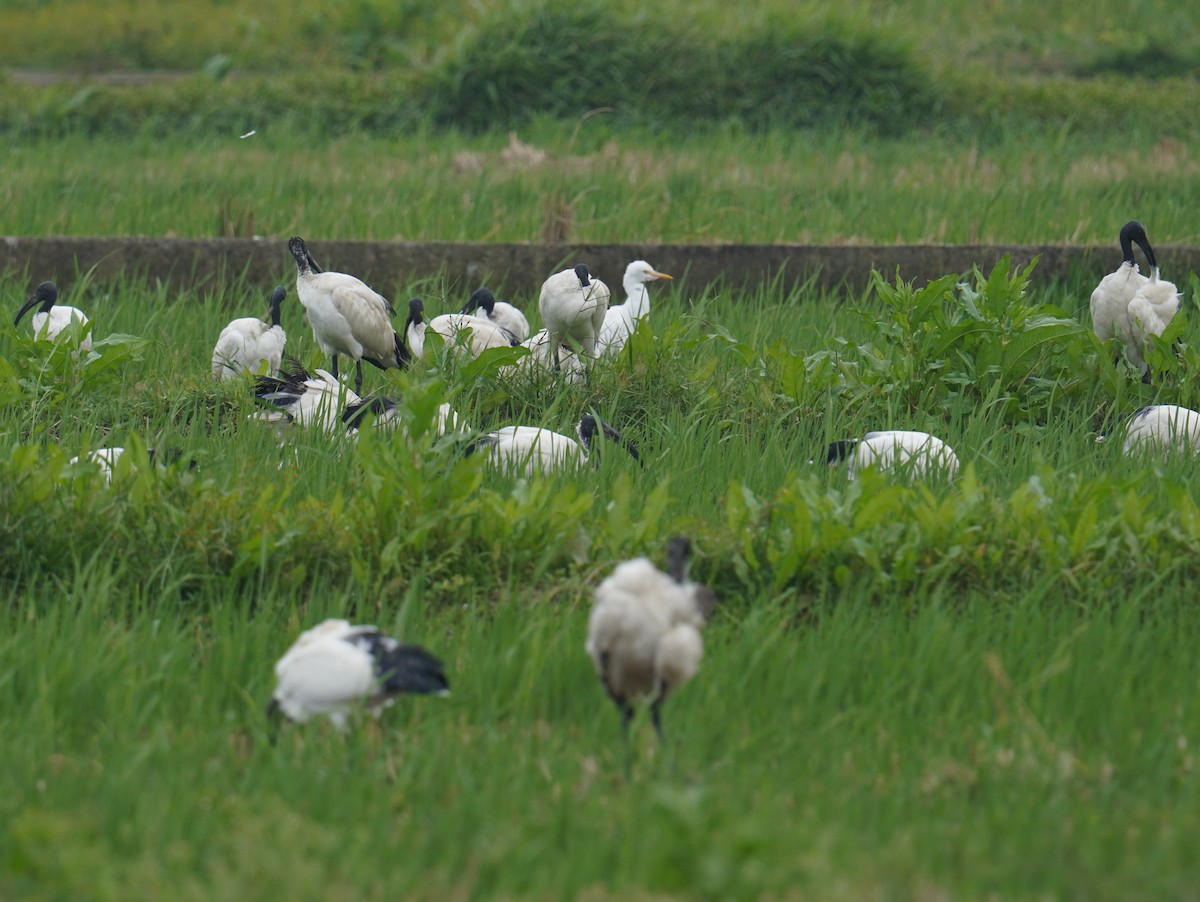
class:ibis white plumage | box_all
[404,298,520,362]
[1121,404,1200,457]
[254,364,464,437]
[596,260,672,357]
[1090,220,1177,377]
[288,236,407,393]
[465,413,639,475]
[502,328,587,384]
[826,431,959,480]
[538,264,610,368]
[14,281,91,351]
[460,287,530,343]
[66,447,185,484]
[586,536,717,754]
[254,366,364,433]
[268,619,450,732]
[211,285,288,380]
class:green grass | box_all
[4,258,1200,897]
[4,124,1200,244]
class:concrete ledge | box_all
[3,236,1197,301]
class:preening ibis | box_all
[1090,220,1178,377]
[465,413,640,475]
[596,260,672,357]
[211,285,287,380]
[538,264,610,368]
[460,287,529,343]
[288,236,406,393]
[268,619,449,732]
[586,536,718,760]
[14,281,91,351]
[825,430,959,480]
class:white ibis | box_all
[14,281,91,351]
[211,285,287,380]
[1120,405,1200,456]
[460,287,530,343]
[1090,220,1177,377]
[66,447,187,484]
[502,328,587,385]
[255,364,463,437]
[268,619,449,732]
[403,298,520,362]
[465,413,639,475]
[288,236,406,393]
[586,536,717,760]
[825,431,959,480]
[596,260,672,357]
[254,366,365,434]
[538,264,610,368]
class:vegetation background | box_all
[2,1,1200,899]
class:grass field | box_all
[4,0,1200,897]
[3,257,1200,898]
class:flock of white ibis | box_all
[10,220,1191,760]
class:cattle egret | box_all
[465,413,639,475]
[538,264,610,368]
[460,287,530,343]
[404,298,520,362]
[211,285,288,380]
[586,536,718,762]
[596,260,672,357]
[268,619,449,732]
[825,431,959,480]
[14,281,91,351]
[288,236,406,393]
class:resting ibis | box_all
[460,287,529,343]
[254,365,365,434]
[404,298,520,362]
[211,285,287,380]
[14,281,91,351]
[288,236,406,393]
[502,328,587,385]
[465,413,639,475]
[586,536,718,761]
[1121,404,1200,456]
[825,430,959,480]
[268,619,449,732]
[538,264,610,368]
[596,260,672,357]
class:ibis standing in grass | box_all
[586,537,718,763]
[211,285,288,380]
[596,260,672,357]
[825,430,959,480]
[460,287,530,343]
[1090,220,1178,378]
[288,236,406,393]
[465,413,640,475]
[14,280,91,351]
[403,297,520,361]
[268,619,450,732]
[538,264,610,369]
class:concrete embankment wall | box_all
[3,237,1198,303]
